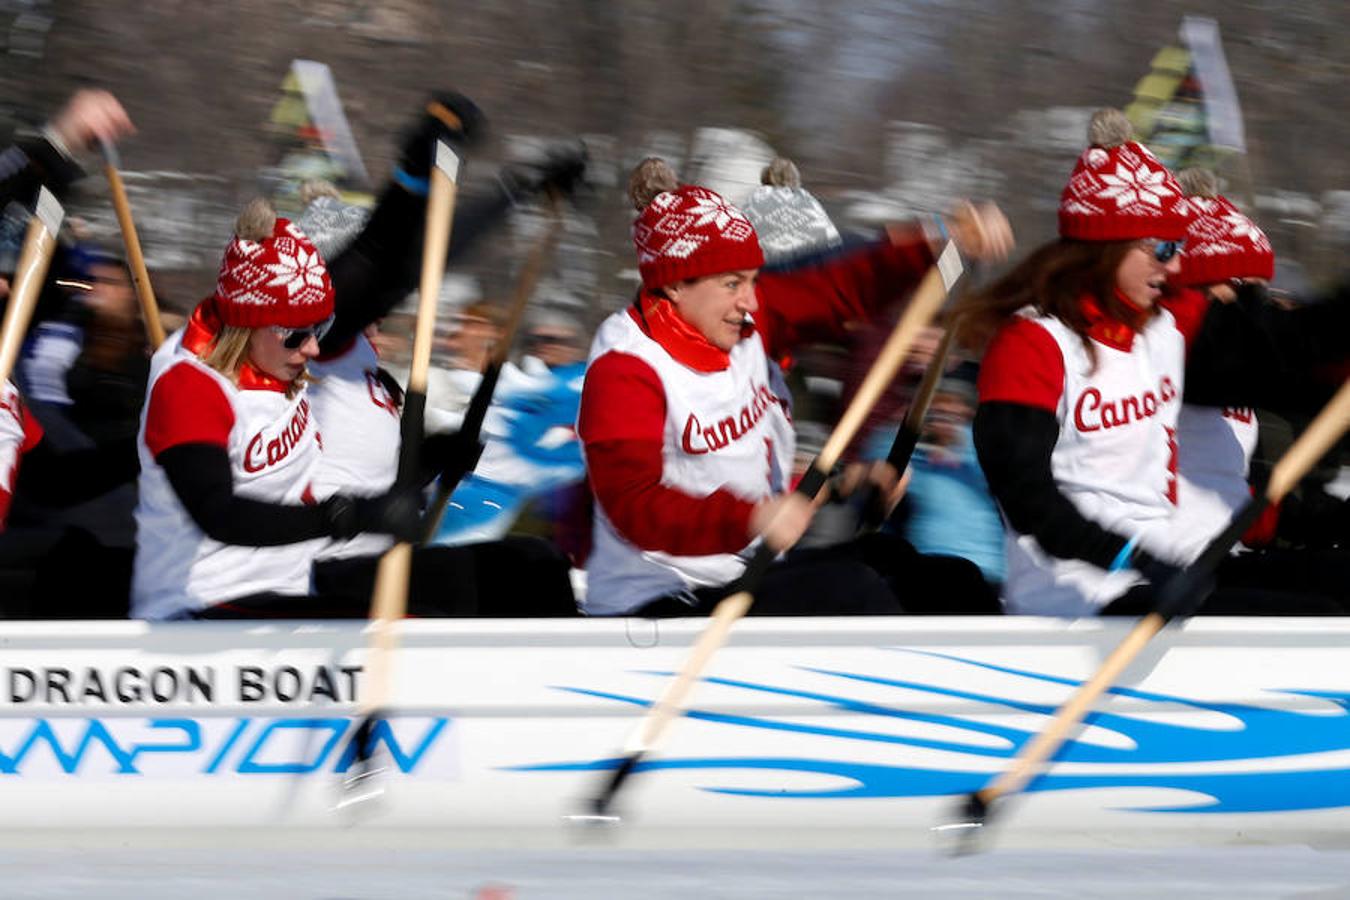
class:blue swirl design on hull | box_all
[513,649,1350,813]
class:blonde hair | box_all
[200,324,311,399]
[201,325,251,378]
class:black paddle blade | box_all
[337,711,389,811]
[932,791,991,856]
[566,752,643,827]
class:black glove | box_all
[397,91,486,180]
[499,140,589,201]
[1133,549,1214,619]
[423,429,485,487]
[1233,279,1271,311]
[323,489,424,543]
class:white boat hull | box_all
[1,617,1348,847]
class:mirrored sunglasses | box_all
[272,314,335,349]
[1143,239,1185,263]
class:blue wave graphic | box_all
[512,649,1350,813]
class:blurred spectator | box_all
[7,251,148,618]
[425,301,588,547]
[880,377,1006,588]
[0,89,139,618]
[521,307,585,374]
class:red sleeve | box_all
[0,398,43,530]
[579,351,754,555]
[144,363,235,457]
[1160,288,1211,352]
[577,352,666,443]
[19,404,42,453]
[1241,496,1281,548]
[977,318,1065,412]
[755,229,935,359]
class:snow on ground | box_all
[6,844,1350,898]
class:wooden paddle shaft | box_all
[0,188,63,383]
[495,193,562,366]
[979,611,1166,804]
[406,146,459,397]
[625,243,964,756]
[1266,379,1350,503]
[627,591,753,753]
[900,320,959,436]
[979,376,1350,805]
[101,149,166,348]
[818,243,963,467]
[421,198,563,538]
[358,144,459,716]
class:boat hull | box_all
[0,616,1348,846]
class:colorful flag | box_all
[1124,17,1245,171]
[264,60,372,211]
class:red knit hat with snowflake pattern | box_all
[1058,109,1194,242]
[632,183,764,290]
[211,199,335,329]
[1174,170,1274,287]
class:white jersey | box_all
[1002,309,1187,616]
[132,331,326,619]
[1171,404,1259,562]
[581,308,796,615]
[307,335,402,560]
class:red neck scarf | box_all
[1077,291,1155,352]
[628,290,747,373]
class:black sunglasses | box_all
[272,315,335,350]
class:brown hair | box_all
[956,238,1148,367]
[200,324,311,399]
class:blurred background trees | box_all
[3,0,1347,319]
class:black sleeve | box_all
[13,435,139,506]
[973,401,1130,569]
[320,182,514,353]
[156,443,333,546]
[1185,286,1350,411]
[0,134,83,210]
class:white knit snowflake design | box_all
[1222,212,1266,245]
[686,192,750,234]
[1097,162,1175,209]
[663,234,707,259]
[264,245,328,299]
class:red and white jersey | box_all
[1171,404,1259,562]
[0,379,42,530]
[307,335,401,560]
[580,306,795,614]
[980,303,1192,616]
[132,332,325,619]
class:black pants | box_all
[636,533,1000,617]
[0,527,133,619]
[199,536,578,619]
[1101,547,1350,616]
